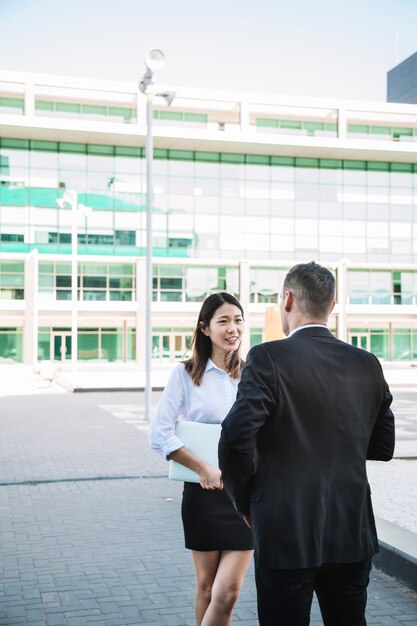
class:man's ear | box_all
[283,290,293,312]
[329,299,336,314]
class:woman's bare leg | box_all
[191,550,221,626]
[200,550,253,626]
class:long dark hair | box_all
[183,292,245,386]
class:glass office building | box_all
[387,50,417,104]
[1,69,417,365]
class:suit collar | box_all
[288,326,334,339]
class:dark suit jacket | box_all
[218,327,395,569]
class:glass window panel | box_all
[246,234,270,250]
[270,218,294,234]
[367,221,388,237]
[160,277,182,289]
[194,214,219,234]
[226,268,239,295]
[220,197,245,214]
[348,272,369,303]
[270,166,295,183]
[59,152,87,170]
[294,200,319,218]
[160,291,182,302]
[158,265,183,277]
[195,196,219,214]
[56,275,72,288]
[38,275,54,289]
[245,164,270,181]
[0,329,23,361]
[370,272,391,304]
[370,332,389,360]
[245,217,269,233]
[390,222,411,238]
[109,290,132,301]
[393,330,411,360]
[82,263,107,275]
[83,290,106,301]
[101,332,123,361]
[220,163,245,181]
[114,156,141,174]
[0,273,24,287]
[109,277,132,288]
[78,333,99,360]
[56,290,71,300]
[319,236,343,253]
[169,214,193,230]
[1,206,28,224]
[83,276,106,288]
[295,219,317,235]
[246,198,270,216]
[0,148,29,169]
[38,331,51,361]
[343,238,366,254]
[185,268,218,300]
[59,171,88,192]
[109,264,133,276]
[270,235,294,252]
[56,262,72,274]
[367,171,390,186]
[319,220,342,236]
[33,208,58,226]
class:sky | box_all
[0,0,417,101]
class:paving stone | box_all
[0,392,416,626]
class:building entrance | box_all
[53,333,72,361]
[152,332,192,361]
[350,333,370,351]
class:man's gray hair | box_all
[283,262,335,318]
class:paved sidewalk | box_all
[0,393,417,625]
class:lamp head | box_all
[145,49,165,72]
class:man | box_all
[218,262,395,626]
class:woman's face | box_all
[202,302,244,359]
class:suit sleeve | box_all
[367,373,395,461]
[219,344,278,515]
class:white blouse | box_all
[149,359,240,459]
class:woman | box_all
[149,292,253,626]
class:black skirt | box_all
[181,482,254,551]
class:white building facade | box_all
[0,69,417,365]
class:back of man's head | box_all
[283,262,335,319]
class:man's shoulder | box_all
[249,339,288,358]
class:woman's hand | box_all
[199,464,223,490]
[168,447,223,489]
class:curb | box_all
[72,386,165,393]
[374,517,417,591]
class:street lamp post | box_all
[57,190,91,389]
[139,49,175,422]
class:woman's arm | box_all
[169,446,222,490]
[149,366,186,459]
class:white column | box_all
[71,199,78,385]
[23,249,39,365]
[337,108,347,140]
[239,261,251,358]
[240,98,250,132]
[24,81,34,117]
[135,257,147,368]
[336,259,348,342]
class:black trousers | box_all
[255,557,372,626]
